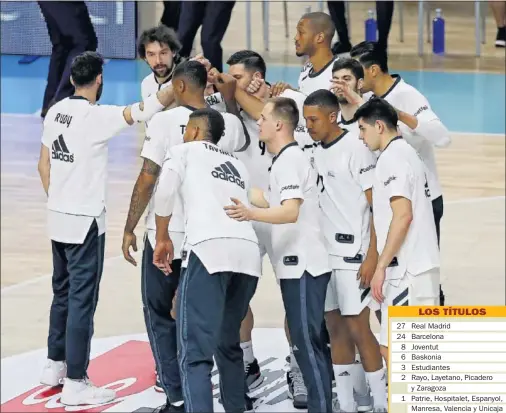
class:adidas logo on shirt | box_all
[52,134,74,163]
[211,161,245,188]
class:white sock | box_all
[240,341,255,364]
[333,364,355,411]
[289,346,299,369]
[366,368,388,408]
[352,361,370,397]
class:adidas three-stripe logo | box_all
[52,134,74,163]
[211,161,244,189]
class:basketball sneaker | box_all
[40,359,66,387]
[60,377,116,406]
[245,359,263,391]
[355,390,373,412]
[287,367,308,409]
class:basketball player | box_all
[225,97,333,413]
[153,108,260,413]
[246,12,337,99]
[138,25,183,103]
[137,24,183,393]
[37,51,180,406]
[224,50,314,405]
[303,90,388,412]
[350,41,450,306]
[122,60,247,413]
[330,57,365,136]
[329,57,381,410]
[355,97,440,367]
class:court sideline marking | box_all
[1,195,504,296]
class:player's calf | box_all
[346,308,387,411]
[325,309,357,412]
[240,306,264,391]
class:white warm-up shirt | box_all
[268,142,330,279]
[313,129,376,270]
[298,56,339,96]
[141,105,246,257]
[154,141,261,276]
[42,96,130,243]
[373,137,440,281]
[373,75,451,200]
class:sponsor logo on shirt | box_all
[211,161,245,188]
[359,164,376,174]
[51,134,74,163]
[384,176,396,187]
[413,105,428,117]
[280,184,300,192]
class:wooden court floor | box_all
[1,113,504,358]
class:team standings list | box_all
[388,306,506,413]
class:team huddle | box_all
[38,10,451,413]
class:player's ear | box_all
[96,74,103,86]
[357,78,364,92]
[329,111,338,124]
[70,76,75,87]
[315,32,324,44]
[275,120,282,131]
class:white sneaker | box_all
[40,359,67,387]
[60,378,116,406]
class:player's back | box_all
[373,138,440,277]
[170,141,258,245]
[44,96,128,216]
[144,106,247,235]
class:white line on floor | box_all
[1,195,504,295]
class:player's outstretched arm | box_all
[122,158,161,266]
[121,84,176,125]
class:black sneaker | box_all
[245,359,263,391]
[287,368,308,409]
[495,27,505,48]
[332,42,352,56]
[155,401,185,412]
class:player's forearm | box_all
[377,213,413,269]
[367,214,378,259]
[250,204,299,224]
[234,87,266,120]
[413,119,451,148]
[124,174,156,233]
[155,214,171,243]
[123,89,174,125]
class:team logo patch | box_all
[1,330,312,412]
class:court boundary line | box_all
[1,195,504,296]
[1,113,504,137]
